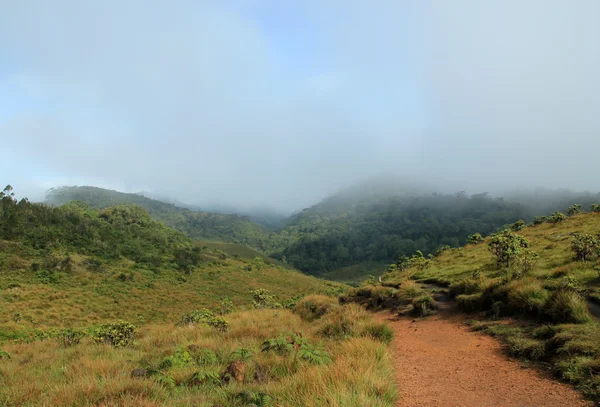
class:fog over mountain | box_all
[2,1,599,211]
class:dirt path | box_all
[377,310,592,407]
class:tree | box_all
[571,233,600,261]
[567,204,583,216]
[488,230,530,268]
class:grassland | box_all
[346,211,600,401]
[0,191,395,406]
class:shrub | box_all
[91,321,136,347]
[251,289,282,309]
[215,297,234,315]
[293,295,339,321]
[411,295,437,317]
[0,350,11,360]
[544,289,591,323]
[434,245,451,257]
[467,233,484,245]
[571,233,600,261]
[488,230,529,268]
[58,329,85,347]
[318,313,355,340]
[456,293,484,312]
[160,347,193,369]
[362,323,394,344]
[177,309,228,331]
[591,204,600,213]
[510,220,526,231]
[531,216,547,225]
[567,204,583,216]
[396,255,411,271]
[192,348,219,365]
[548,212,567,224]
[397,280,425,302]
[514,249,539,276]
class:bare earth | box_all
[377,310,593,407]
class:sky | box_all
[1,0,599,212]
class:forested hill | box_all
[44,184,599,281]
[45,186,277,251]
[272,192,533,274]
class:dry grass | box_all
[0,307,395,407]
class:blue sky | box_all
[1,1,599,210]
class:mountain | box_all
[45,186,279,252]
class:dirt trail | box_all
[377,309,592,407]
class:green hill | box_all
[45,186,280,252]
[349,207,600,402]
[0,185,395,407]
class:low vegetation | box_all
[0,186,394,406]
[372,206,600,401]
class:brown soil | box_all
[377,309,593,407]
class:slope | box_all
[349,207,600,402]
[0,186,396,407]
[45,186,278,251]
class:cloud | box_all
[1,1,599,210]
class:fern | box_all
[260,338,293,354]
[229,347,253,362]
[297,342,332,365]
[236,391,274,406]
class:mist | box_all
[2,1,599,212]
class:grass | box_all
[320,262,389,285]
[0,307,396,407]
[379,211,600,401]
[0,237,395,406]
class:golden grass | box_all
[0,308,396,407]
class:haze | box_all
[2,1,599,212]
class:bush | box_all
[177,309,228,331]
[514,249,539,276]
[412,295,437,317]
[434,245,451,257]
[531,216,547,225]
[510,220,526,231]
[488,230,529,268]
[567,204,583,216]
[456,293,484,312]
[571,233,600,261]
[260,337,294,355]
[548,212,568,224]
[544,289,591,323]
[0,350,11,360]
[160,347,193,369]
[591,204,600,213]
[251,289,282,309]
[467,233,484,245]
[58,329,85,347]
[362,323,394,344]
[91,321,136,347]
[229,348,253,362]
[293,295,340,321]
[318,313,355,340]
[215,297,234,315]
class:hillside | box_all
[45,186,280,252]
[0,186,396,406]
[348,207,600,402]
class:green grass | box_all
[320,262,389,285]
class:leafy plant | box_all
[510,220,526,231]
[215,296,234,315]
[571,233,600,261]
[229,348,253,362]
[193,348,219,365]
[467,233,484,245]
[91,321,136,347]
[591,204,600,213]
[159,347,193,369]
[296,341,332,365]
[177,308,228,331]
[548,212,568,224]
[567,204,583,216]
[251,289,282,309]
[488,230,530,268]
[57,329,85,347]
[0,350,11,360]
[260,337,293,355]
[186,370,221,387]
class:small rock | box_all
[221,361,246,384]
